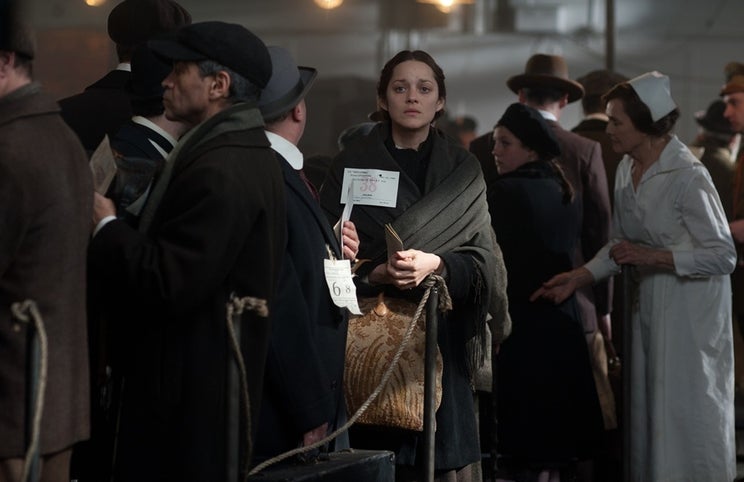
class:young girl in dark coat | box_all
[488,103,603,482]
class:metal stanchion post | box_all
[227,320,241,482]
[621,265,632,482]
[423,287,439,482]
[26,324,40,482]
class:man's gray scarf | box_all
[138,102,265,233]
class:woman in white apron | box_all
[532,71,737,481]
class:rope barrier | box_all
[10,300,48,482]
[248,274,451,475]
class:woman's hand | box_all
[609,240,673,269]
[530,267,593,304]
[341,220,360,261]
[367,249,443,289]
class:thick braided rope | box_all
[226,295,268,482]
[10,300,48,482]
[248,274,451,475]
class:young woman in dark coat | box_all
[320,50,511,482]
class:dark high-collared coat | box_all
[59,69,133,154]
[88,104,286,481]
[0,84,92,457]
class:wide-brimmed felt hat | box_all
[259,46,317,120]
[497,102,561,159]
[627,71,677,122]
[576,69,628,98]
[721,62,744,96]
[507,54,584,104]
[148,21,271,89]
[108,0,191,46]
[695,100,735,135]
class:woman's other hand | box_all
[530,267,593,304]
[368,249,443,289]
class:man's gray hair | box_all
[197,59,260,103]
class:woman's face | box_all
[379,60,444,133]
[491,126,534,175]
[606,98,645,154]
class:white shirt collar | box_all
[538,109,558,122]
[265,130,303,170]
[116,62,131,72]
[131,116,178,148]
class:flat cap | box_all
[108,0,191,46]
[148,21,272,89]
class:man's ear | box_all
[0,51,14,74]
[558,93,569,109]
[292,101,305,122]
[209,70,231,99]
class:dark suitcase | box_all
[247,450,395,482]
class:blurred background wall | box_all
[27,0,744,158]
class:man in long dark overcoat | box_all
[88,22,286,481]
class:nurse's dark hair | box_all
[602,83,679,137]
[373,49,446,122]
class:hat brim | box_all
[260,66,317,120]
[721,81,744,97]
[507,74,584,103]
[695,112,735,135]
[148,35,207,63]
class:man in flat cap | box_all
[87,21,286,481]
[58,0,191,155]
[253,46,359,461]
[0,4,92,481]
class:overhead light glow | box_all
[84,0,107,6]
[314,0,343,9]
[417,0,474,13]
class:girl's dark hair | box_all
[549,159,574,204]
[374,49,446,122]
[602,83,679,137]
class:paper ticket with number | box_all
[340,168,399,208]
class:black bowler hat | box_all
[695,100,735,135]
[148,21,272,89]
[107,0,191,46]
[259,46,317,120]
[497,103,561,159]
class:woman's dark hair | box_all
[374,49,446,122]
[602,83,679,137]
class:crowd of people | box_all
[1,0,743,481]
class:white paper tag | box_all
[340,168,399,208]
[324,259,362,315]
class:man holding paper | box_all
[253,46,359,461]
